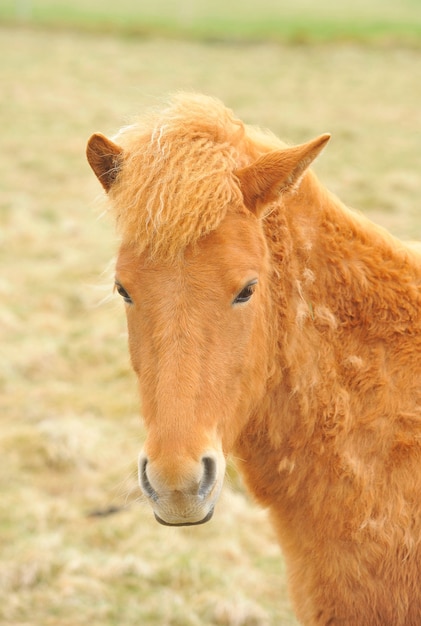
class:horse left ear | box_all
[86,133,123,192]
[235,133,331,214]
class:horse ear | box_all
[235,134,331,214]
[86,133,123,192]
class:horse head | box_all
[86,97,328,526]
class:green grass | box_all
[1,13,421,626]
[2,0,421,43]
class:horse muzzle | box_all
[138,450,225,526]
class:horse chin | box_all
[154,508,214,527]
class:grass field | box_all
[1,4,421,625]
[2,0,421,43]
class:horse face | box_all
[116,210,270,525]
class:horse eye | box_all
[115,282,133,304]
[233,280,258,305]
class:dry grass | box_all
[1,23,421,626]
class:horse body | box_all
[236,173,421,625]
[87,93,421,625]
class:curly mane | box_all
[108,93,281,259]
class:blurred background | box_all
[1,2,420,624]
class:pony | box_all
[86,93,421,625]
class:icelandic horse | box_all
[87,93,421,625]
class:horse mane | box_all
[108,93,283,259]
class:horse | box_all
[86,93,421,626]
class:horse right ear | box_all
[235,134,330,215]
[86,133,123,192]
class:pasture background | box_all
[1,2,421,624]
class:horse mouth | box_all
[154,508,214,527]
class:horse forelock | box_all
[108,94,257,260]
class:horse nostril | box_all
[139,456,159,502]
[199,455,217,498]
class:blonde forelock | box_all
[108,93,254,260]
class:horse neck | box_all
[234,172,421,502]
[252,171,421,448]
